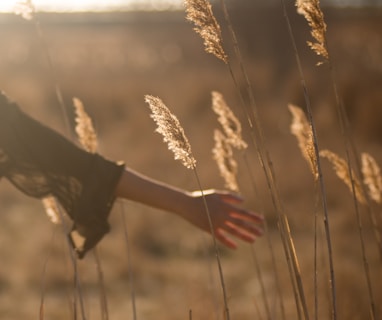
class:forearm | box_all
[114,167,192,216]
[114,167,263,249]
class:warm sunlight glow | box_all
[0,0,183,12]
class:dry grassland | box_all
[0,3,381,319]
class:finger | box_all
[229,208,264,224]
[228,217,264,237]
[216,228,238,249]
[223,221,258,243]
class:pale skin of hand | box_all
[114,167,264,249]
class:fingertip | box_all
[216,229,238,249]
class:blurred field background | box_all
[0,1,382,319]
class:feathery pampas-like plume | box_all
[73,97,98,154]
[320,149,366,204]
[212,129,239,192]
[288,104,318,180]
[14,0,35,20]
[42,98,99,225]
[185,0,228,64]
[361,153,382,204]
[145,95,196,169]
[212,91,247,150]
[42,196,61,224]
[296,0,328,65]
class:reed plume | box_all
[296,0,328,65]
[320,149,366,204]
[73,97,98,154]
[73,97,110,318]
[185,0,228,63]
[14,0,35,20]
[42,196,61,225]
[212,129,239,192]
[361,153,382,204]
[145,94,230,319]
[288,104,318,180]
[40,97,94,226]
[145,95,196,169]
[212,91,247,150]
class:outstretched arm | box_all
[114,167,263,249]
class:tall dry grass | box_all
[2,0,382,320]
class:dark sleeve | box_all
[0,92,125,258]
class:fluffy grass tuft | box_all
[42,196,61,225]
[14,0,35,20]
[361,152,382,204]
[212,91,247,150]
[320,149,366,204]
[73,97,98,154]
[296,0,328,65]
[212,129,239,192]
[185,0,228,64]
[145,95,196,169]
[288,104,318,180]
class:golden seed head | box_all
[361,153,382,204]
[185,0,228,63]
[42,196,61,225]
[296,0,329,65]
[212,91,247,150]
[288,104,318,180]
[212,129,239,192]
[320,149,366,204]
[145,95,196,169]
[14,0,35,20]
[73,97,98,154]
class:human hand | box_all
[182,189,264,249]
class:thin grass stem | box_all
[192,168,230,320]
[279,1,336,319]
[92,248,109,320]
[217,1,310,318]
[120,203,138,320]
[39,227,57,320]
[250,246,271,320]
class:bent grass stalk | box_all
[39,228,57,320]
[281,0,335,317]
[295,1,379,317]
[15,3,90,319]
[211,91,273,319]
[211,91,276,320]
[145,94,230,320]
[287,102,329,320]
[120,204,138,320]
[320,149,376,320]
[191,1,308,319]
[73,97,109,320]
[14,0,72,139]
[216,3,311,319]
